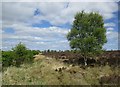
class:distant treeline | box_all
[42,49,73,53]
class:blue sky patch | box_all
[32,20,52,28]
[4,28,15,34]
[55,22,71,29]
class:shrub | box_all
[24,50,39,63]
[12,42,28,66]
[2,51,14,67]
[2,42,40,67]
[31,50,40,55]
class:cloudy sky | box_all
[1,0,120,51]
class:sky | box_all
[1,0,120,51]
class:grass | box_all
[2,55,120,85]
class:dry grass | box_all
[2,55,120,85]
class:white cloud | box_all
[104,23,116,27]
[103,30,118,50]
[2,2,118,50]
[3,26,69,40]
[2,23,70,50]
[2,3,36,26]
[33,2,118,25]
[106,30,118,39]
[2,2,118,26]
[107,27,114,31]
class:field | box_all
[2,51,120,85]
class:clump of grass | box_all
[2,60,44,85]
[84,65,119,85]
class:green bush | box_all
[31,50,40,55]
[2,42,40,67]
[24,50,39,63]
[2,51,14,67]
[12,43,28,66]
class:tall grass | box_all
[2,56,119,85]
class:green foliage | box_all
[24,50,39,63]
[31,50,40,55]
[67,11,107,59]
[12,42,28,66]
[2,51,14,67]
[2,42,40,67]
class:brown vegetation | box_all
[42,50,120,67]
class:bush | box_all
[2,51,14,67]
[24,50,39,63]
[12,43,28,66]
[2,42,40,67]
[31,50,40,55]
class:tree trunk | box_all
[84,57,87,66]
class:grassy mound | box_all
[2,55,119,85]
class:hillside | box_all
[2,54,120,85]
